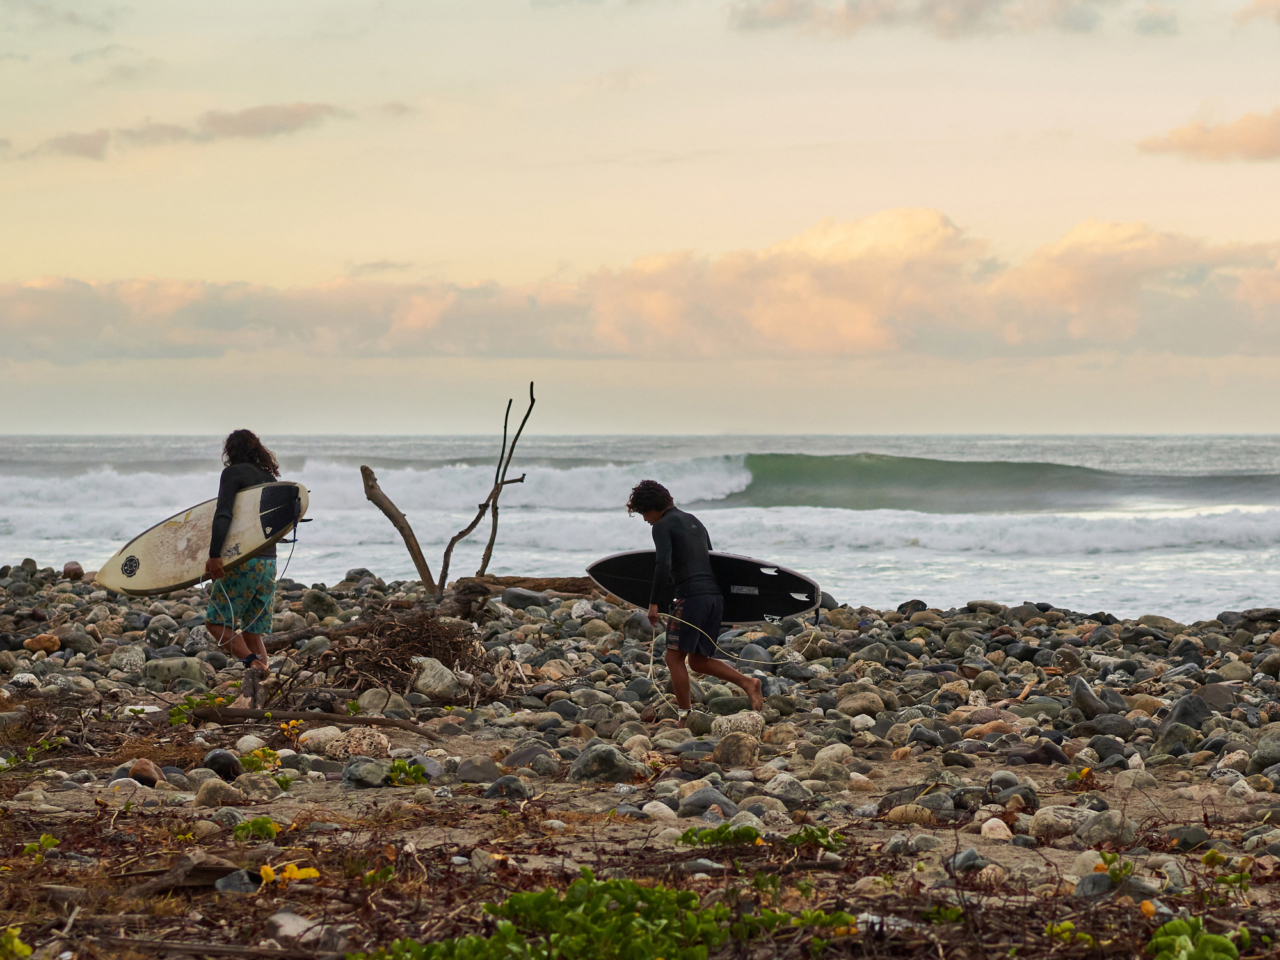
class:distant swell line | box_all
[729,453,1280,513]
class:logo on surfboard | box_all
[122,556,140,578]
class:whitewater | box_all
[2,435,1279,623]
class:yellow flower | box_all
[281,864,319,883]
[259,865,276,884]
[1140,900,1156,918]
[1094,864,1108,873]
[754,838,767,846]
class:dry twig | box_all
[437,382,536,598]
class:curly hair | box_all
[223,429,280,478]
[626,479,674,515]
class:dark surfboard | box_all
[587,550,820,623]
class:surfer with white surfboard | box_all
[626,480,764,722]
[204,430,284,675]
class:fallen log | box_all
[190,707,438,739]
[90,938,334,960]
[122,851,222,898]
[263,624,331,653]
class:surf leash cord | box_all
[642,609,778,718]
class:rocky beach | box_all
[3,555,1280,958]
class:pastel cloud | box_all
[3,210,1278,364]
[28,128,110,159]
[2,0,114,33]
[23,103,343,160]
[196,103,341,140]
[1140,108,1280,161]
[1236,0,1280,23]
[350,261,416,277]
[1132,3,1178,34]
[727,0,1148,36]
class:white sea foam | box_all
[0,456,752,513]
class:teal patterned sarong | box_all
[206,557,276,635]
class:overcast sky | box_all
[3,0,1279,434]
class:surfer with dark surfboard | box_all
[627,479,764,723]
[204,430,280,675]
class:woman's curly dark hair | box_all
[223,429,280,478]
[626,479,674,515]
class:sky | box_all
[2,0,1279,435]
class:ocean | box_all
[2,435,1279,623]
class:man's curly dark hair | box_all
[223,429,280,478]
[626,479,674,515]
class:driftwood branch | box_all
[190,707,438,739]
[123,851,207,899]
[478,399,513,575]
[360,465,437,593]
[90,939,327,960]
[264,624,330,653]
[360,384,534,602]
[477,382,536,577]
[436,504,490,601]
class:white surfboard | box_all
[96,482,309,596]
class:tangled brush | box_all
[313,609,493,701]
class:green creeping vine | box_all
[22,835,59,865]
[168,693,227,726]
[1147,918,1246,960]
[345,869,857,960]
[232,816,280,842]
[676,824,762,847]
[0,738,68,772]
[785,826,846,852]
[388,760,431,786]
[0,926,33,960]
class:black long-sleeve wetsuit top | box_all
[649,506,720,605]
[209,463,279,559]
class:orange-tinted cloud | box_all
[1236,0,1280,23]
[3,211,1278,364]
[585,210,976,354]
[1140,108,1280,161]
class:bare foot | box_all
[745,677,764,712]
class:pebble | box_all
[326,728,391,761]
[214,869,261,894]
[981,817,1013,840]
[194,779,246,808]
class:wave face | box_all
[726,453,1280,513]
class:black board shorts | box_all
[668,594,723,658]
